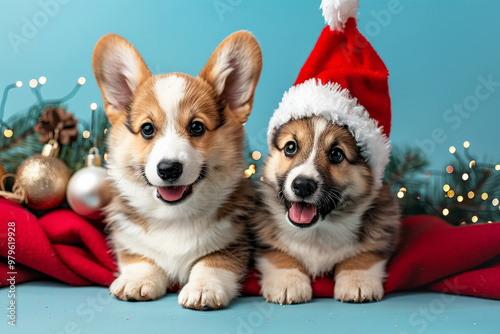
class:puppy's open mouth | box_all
[287,202,319,228]
[155,166,206,205]
[157,185,193,204]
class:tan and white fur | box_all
[254,117,400,304]
[92,31,262,310]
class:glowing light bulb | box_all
[244,169,252,178]
[3,129,13,138]
[457,196,464,203]
[397,191,404,199]
[82,130,90,139]
[29,79,37,88]
[447,190,455,198]
[442,208,449,216]
[462,173,469,181]
[481,193,489,201]
[446,166,454,174]
[249,164,256,174]
[492,198,499,206]
[15,81,22,88]
[463,141,470,148]
[443,184,450,192]
[78,77,86,85]
[495,165,500,171]
[467,191,475,199]
[90,102,97,111]
[449,146,456,154]
[471,216,478,223]
[38,76,47,85]
[252,151,261,161]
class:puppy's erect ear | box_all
[92,34,151,125]
[199,31,263,124]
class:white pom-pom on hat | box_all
[320,0,359,31]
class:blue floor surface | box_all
[1,281,499,333]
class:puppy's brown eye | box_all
[140,123,155,139]
[284,141,298,157]
[189,121,205,137]
[329,147,345,164]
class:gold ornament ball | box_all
[16,155,70,210]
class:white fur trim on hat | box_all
[320,0,359,31]
[267,78,391,188]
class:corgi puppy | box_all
[254,116,400,304]
[92,31,262,310]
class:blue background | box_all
[1,0,499,168]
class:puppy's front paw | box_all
[334,270,384,303]
[178,281,232,310]
[261,269,312,305]
[110,275,167,301]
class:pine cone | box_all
[34,107,79,145]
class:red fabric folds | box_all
[0,198,115,287]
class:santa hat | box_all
[267,0,391,188]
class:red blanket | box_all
[1,198,499,299]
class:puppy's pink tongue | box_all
[158,186,188,202]
[289,202,317,224]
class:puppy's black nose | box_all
[292,177,317,199]
[157,160,183,181]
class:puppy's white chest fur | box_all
[109,213,235,285]
[275,213,363,277]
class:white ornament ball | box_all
[67,150,112,219]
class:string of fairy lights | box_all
[0,76,112,168]
[395,140,500,225]
[1,76,87,139]
[1,80,23,138]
